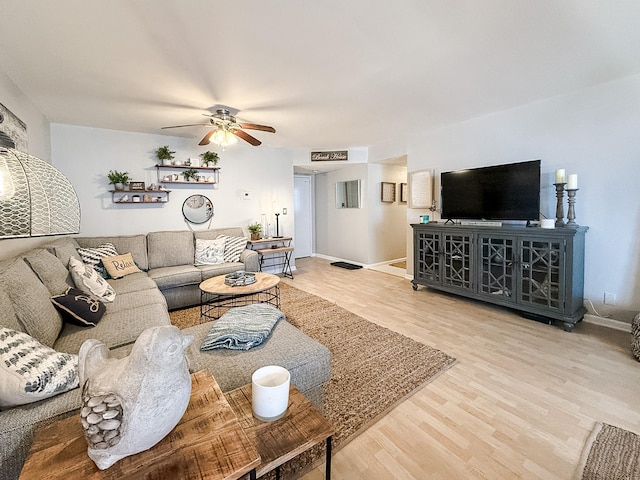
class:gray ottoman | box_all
[183,320,331,410]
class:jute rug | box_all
[170,283,456,479]
[575,422,640,479]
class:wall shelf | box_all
[110,189,170,204]
[155,165,220,185]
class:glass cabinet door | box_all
[519,239,564,311]
[415,231,440,283]
[477,235,516,302]
[442,233,473,290]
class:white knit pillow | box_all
[194,238,226,265]
[69,257,116,303]
[0,327,79,408]
[216,235,248,263]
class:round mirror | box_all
[182,194,213,224]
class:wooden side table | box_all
[225,383,334,479]
[247,237,294,279]
[19,371,260,480]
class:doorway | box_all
[294,175,313,258]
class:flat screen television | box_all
[440,160,541,221]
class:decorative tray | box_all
[224,271,256,287]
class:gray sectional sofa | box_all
[0,227,331,480]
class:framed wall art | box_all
[381,182,396,203]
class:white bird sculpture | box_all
[78,326,193,470]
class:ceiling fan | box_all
[161,108,276,147]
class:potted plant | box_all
[107,170,130,190]
[155,145,176,166]
[182,168,199,182]
[200,151,219,167]
[247,222,262,240]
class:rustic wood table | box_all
[199,272,280,320]
[19,371,260,480]
[225,383,335,480]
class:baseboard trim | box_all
[583,313,631,332]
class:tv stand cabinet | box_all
[411,223,588,331]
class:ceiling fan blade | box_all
[234,129,262,146]
[161,123,209,129]
[239,123,276,133]
[198,129,216,146]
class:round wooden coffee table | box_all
[199,272,280,321]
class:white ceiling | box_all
[1,1,640,151]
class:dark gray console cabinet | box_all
[412,223,588,331]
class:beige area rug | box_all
[170,283,456,479]
[575,422,640,479]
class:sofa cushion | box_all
[194,227,245,241]
[0,328,79,409]
[51,287,106,327]
[76,235,149,271]
[51,244,82,268]
[109,288,168,312]
[107,272,158,294]
[102,252,142,279]
[147,265,202,290]
[53,302,171,354]
[198,262,246,280]
[0,281,24,332]
[217,235,248,263]
[77,243,118,278]
[24,249,74,296]
[69,257,116,303]
[2,258,63,348]
[147,230,195,269]
[194,238,226,265]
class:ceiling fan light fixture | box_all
[211,127,237,148]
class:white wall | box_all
[315,163,407,265]
[406,74,640,322]
[49,124,295,266]
[367,163,407,264]
[315,164,369,263]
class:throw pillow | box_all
[68,257,116,303]
[0,327,79,408]
[194,238,226,265]
[102,252,142,279]
[77,243,118,278]
[51,287,106,327]
[216,235,248,263]
[24,249,74,296]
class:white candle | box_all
[555,169,566,183]
[567,174,578,189]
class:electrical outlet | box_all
[604,292,617,305]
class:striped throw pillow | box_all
[216,235,248,263]
[0,327,79,408]
[77,243,118,277]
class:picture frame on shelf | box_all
[129,181,146,191]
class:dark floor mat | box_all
[330,261,363,270]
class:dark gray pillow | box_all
[51,287,106,327]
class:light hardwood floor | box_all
[281,257,640,480]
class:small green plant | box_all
[247,222,262,234]
[107,170,130,185]
[182,168,199,181]
[155,145,175,162]
[200,151,219,166]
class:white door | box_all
[294,175,313,258]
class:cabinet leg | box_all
[412,282,418,291]
[561,322,575,332]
